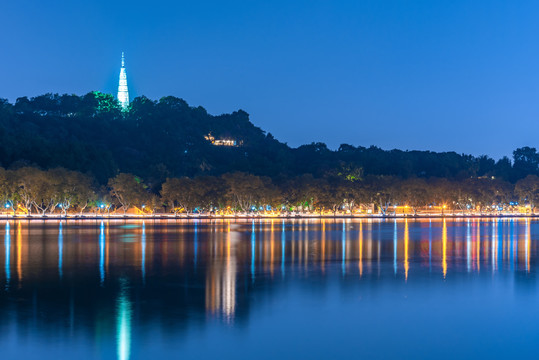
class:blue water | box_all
[0,218,537,359]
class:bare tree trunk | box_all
[79,202,89,216]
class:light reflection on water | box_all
[4,222,10,289]
[100,221,105,285]
[116,278,132,360]
[0,218,538,359]
[58,222,63,280]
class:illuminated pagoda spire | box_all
[117,52,129,110]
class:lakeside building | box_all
[117,52,129,109]
[204,133,238,146]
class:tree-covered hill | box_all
[0,92,290,186]
[0,92,536,187]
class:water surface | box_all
[0,218,538,359]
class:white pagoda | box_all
[117,52,129,110]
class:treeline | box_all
[1,166,539,215]
[2,92,539,185]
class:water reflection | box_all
[206,222,237,321]
[526,218,531,272]
[342,220,346,275]
[251,221,255,282]
[442,218,447,278]
[404,219,409,280]
[16,221,22,285]
[141,222,146,282]
[0,218,539,358]
[393,220,397,275]
[358,220,363,277]
[428,219,432,271]
[116,279,132,360]
[1,218,538,293]
[100,221,105,285]
[58,222,63,279]
[4,222,10,288]
[281,220,285,277]
[193,220,198,268]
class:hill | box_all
[0,92,535,187]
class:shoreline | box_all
[0,213,537,221]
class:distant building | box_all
[117,52,129,110]
[205,133,238,146]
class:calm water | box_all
[0,218,538,359]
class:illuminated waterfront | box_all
[1,218,539,359]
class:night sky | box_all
[2,0,539,159]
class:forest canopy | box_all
[0,92,538,187]
[2,92,539,214]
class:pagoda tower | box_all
[117,52,129,109]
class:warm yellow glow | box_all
[442,219,447,279]
[106,222,110,274]
[359,220,363,277]
[321,219,326,272]
[476,222,480,272]
[17,222,22,284]
[17,204,28,215]
[227,221,231,259]
[527,219,531,273]
[205,133,238,147]
[270,220,275,276]
[205,223,237,321]
[502,221,507,264]
[483,221,489,265]
[404,219,409,281]
[494,220,498,272]
[134,206,151,215]
[224,227,235,319]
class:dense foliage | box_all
[1,92,539,214]
[2,92,539,186]
[0,167,538,215]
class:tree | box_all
[429,178,457,210]
[51,168,96,216]
[108,173,148,214]
[256,176,282,211]
[14,167,52,215]
[146,194,162,214]
[515,175,539,209]
[283,174,318,213]
[366,176,398,215]
[194,176,226,212]
[396,178,430,215]
[307,177,336,215]
[513,147,539,180]
[34,169,62,215]
[222,172,265,213]
[0,168,18,215]
[161,177,196,214]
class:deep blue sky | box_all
[2,1,539,159]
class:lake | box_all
[0,218,537,359]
